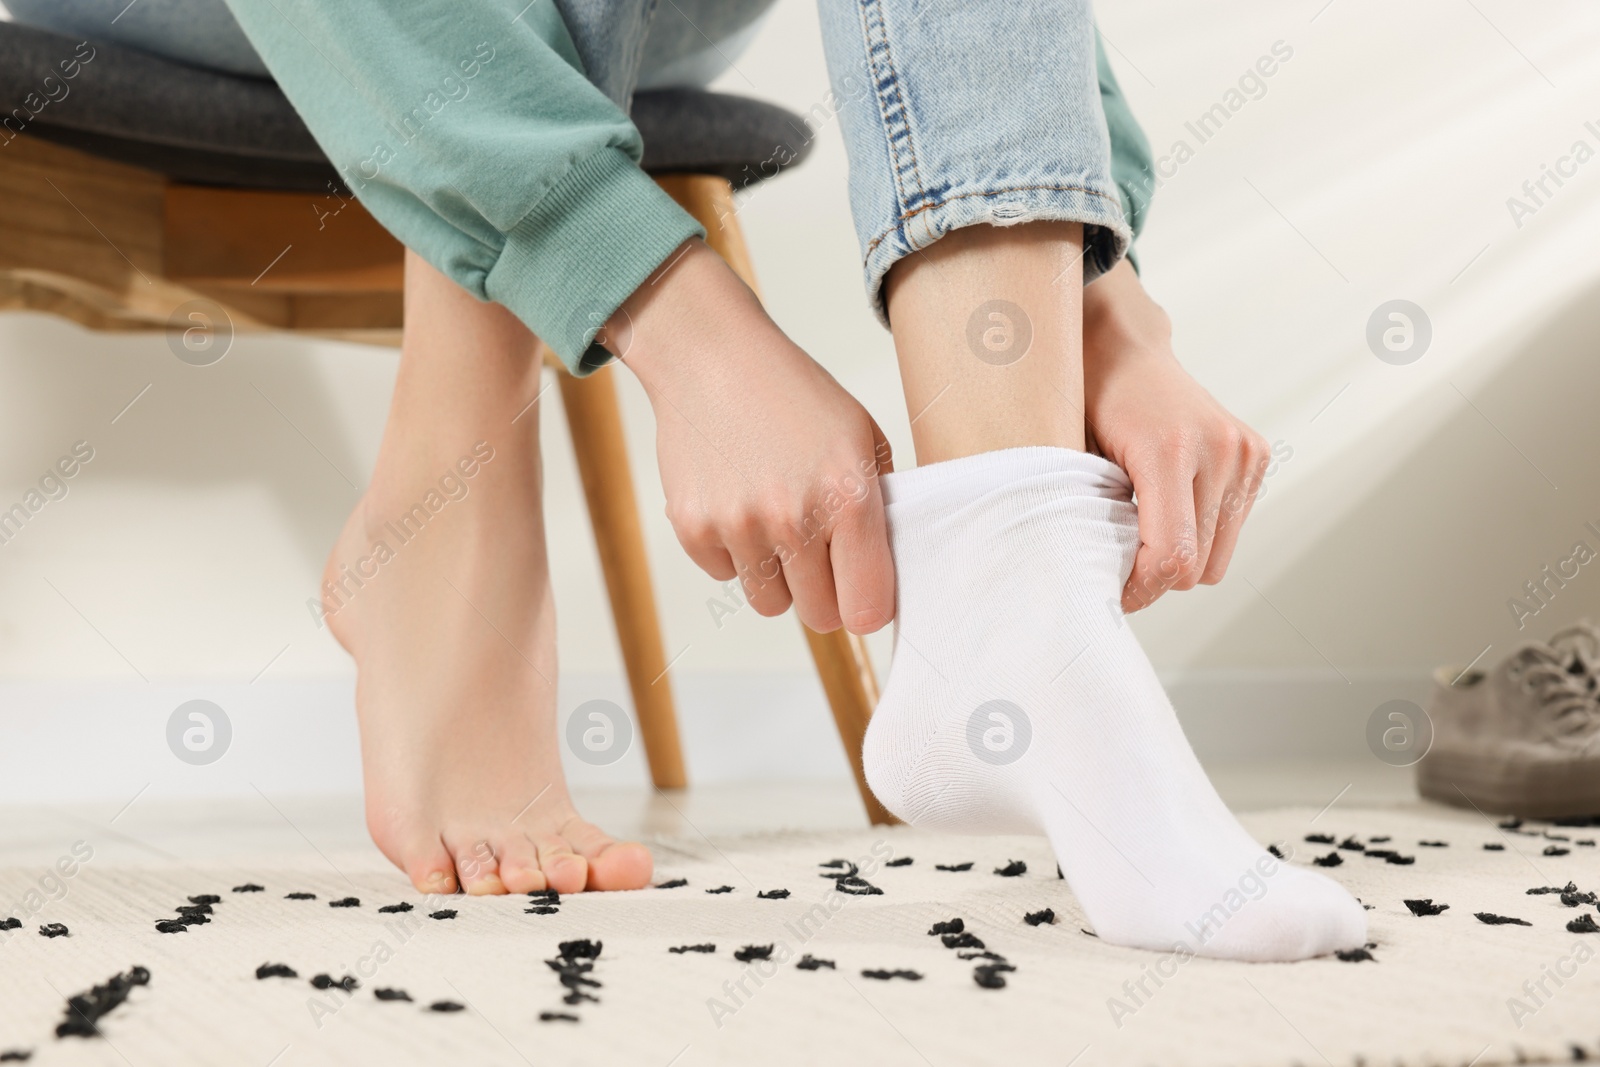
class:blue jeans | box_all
[10,0,1130,318]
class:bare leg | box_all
[886,222,1086,462]
[323,251,652,895]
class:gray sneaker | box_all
[1417,626,1600,818]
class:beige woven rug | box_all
[1,805,1596,1066]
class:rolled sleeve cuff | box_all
[485,146,705,375]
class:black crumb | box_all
[669,944,716,954]
[310,974,359,992]
[1364,849,1399,860]
[796,955,835,970]
[1484,843,1505,851]
[1528,883,1577,895]
[757,890,790,900]
[1403,899,1449,917]
[942,932,985,950]
[188,895,221,905]
[1568,914,1600,934]
[540,1011,579,1022]
[1544,831,1571,842]
[1581,840,1597,847]
[232,884,264,893]
[733,945,774,962]
[928,919,964,936]
[1313,852,1344,867]
[255,963,297,979]
[936,862,974,872]
[0,918,19,930]
[1080,928,1098,937]
[329,897,360,908]
[705,886,734,895]
[1545,846,1572,857]
[559,939,602,961]
[429,910,457,920]
[1336,948,1375,963]
[1268,844,1285,859]
[885,857,913,867]
[374,988,412,1002]
[1475,912,1531,926]
[1305,833,1335,844]
[0,1050,29,1062]
[862,969,922,981]
[525,906,559,915]
[378,903,413,914]
[527,890,560,904]
[1370,835,1391,844]
[959,951,1008,961]
[973,961,1016,989]
[153,921,188,934]
[1056,864,1064,880]
[285,892,316,900]
[54,966,150,1039]
[1561,891,1599,908]
[1499,818,1523,830]
[1338,837,1365,852]
[654,879,688,889]
[428,1001,464,1013]
[39,924,68,939]
[1418,841,1448,848]
[1386,854,1416,866]
[994,860,1027,877]
[1024,908,1056,927]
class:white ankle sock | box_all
[865,447,1366,961]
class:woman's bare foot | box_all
[321,252,652,896]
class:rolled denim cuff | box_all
[861,184,1130,328]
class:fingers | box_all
[829,473,895,634]
[1124,462,1201,613]
[1200,427,1271,585]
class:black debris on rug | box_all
[540,1011,579,1022]
[1404,899,1449,917]
[1305,833,1335,844]
[427,1001,464,1013]
[1313,852,1344,867]
[1545,846,1572,857]
[1339,837,1365,852]
[994,860,1027,877]
[255,963,297,979]
[526,889,560,916]
[928,918,963,935]
[545,938,603,1015]
[429,910,457,920]
[373,989,411,1002]
[757,889,790,900]
[862,969,922,981]
[942,932,985,950]
[55,966,149,1039]
[1336,948,1376,963]
[927,913,1019,989]
[232,884,264,893]
[669,944,716,954]
[1369,835,1391,843]
[935,862,973,872]
[705,886,735,895]
[329,897,360,908]
[819,859,882,896]
[796,955,835,970]
[377,902,413,914]
[1268,844,1285,859]
[0,1049,29,1061]
[733,945,774,963]
[654,879,687,889]
[1568,914,1600,934]
[1475,912,1532,926]
[310,974,359,992]
[38,924,69,938]
[1528,883,1577,895]
[1418,841,1448,848]
[885,856,913,867]
[1561,890,1598,907]
[0,918,19,930]
[1024,908,1056,927]
[285,892,316,900]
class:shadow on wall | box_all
[0,314,377,575]
[1193,275,1600,681]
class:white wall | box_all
[3,0,1600,800]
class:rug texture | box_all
[1,805,1597,1066]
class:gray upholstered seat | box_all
[0,21,812,191]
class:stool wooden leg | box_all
[556,360,687,789]
[654,173,896,824]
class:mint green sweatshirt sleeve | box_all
[1096,31,1153,266]
[221,0,703,374]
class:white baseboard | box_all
[0,669,1431,805]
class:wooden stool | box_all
[0,24,894,823]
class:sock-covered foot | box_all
[864,447,1366,961]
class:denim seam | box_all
[861,183,1121,260]
[855,0,925,219]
